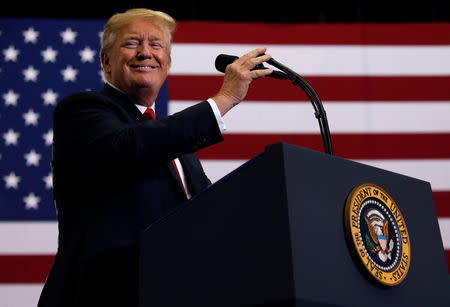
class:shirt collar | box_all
[135,103,155,115]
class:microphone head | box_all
[215,53,290,80]
[215,54,238,73]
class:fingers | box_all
[212,47,273,116]
[224,47,273,80]
[238,46,268,63]
[241,50,273,80]
[235,47,272,71]
[249,66,273,80]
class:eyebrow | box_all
[124,34,163,41]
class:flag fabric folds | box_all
[0,18,449,306]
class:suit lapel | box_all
[101,83,145,123]
[101,83,190,199]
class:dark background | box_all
[3,0,450,22]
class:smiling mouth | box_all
[130,65,158,70]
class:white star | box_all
[23,65,39,82]
[43,129,53,146]
[23,27,39,43]
[79,46,96,63]
[43,173,53,189]
[3,129,20,146]
[60,28,77,44]
[61,65,78,82]
[23,192,40,210]
[41,89,59,106]
[3,89,19,106]
[4,172,21,189]
[23,109,40,126]
[3,45,20,62]
[41,46,58,63]
[24,149,41,167]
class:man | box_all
[37,8,273,307]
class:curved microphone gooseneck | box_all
[266,57,334,155]
[215,54,333,155]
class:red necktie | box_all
[143,108,155,120]
[143,107,188,198]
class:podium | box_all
[139,143,450,306]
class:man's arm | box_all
[53,94,223,176]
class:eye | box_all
[124,39,139,48]
[150,41,163,49]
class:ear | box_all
[101,51,111,74]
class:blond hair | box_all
[100,8,176,80]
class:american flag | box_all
[0,18,449,306]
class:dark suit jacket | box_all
[38,84,223,307]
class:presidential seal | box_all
[344,183,411,286]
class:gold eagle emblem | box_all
[364,209,394,262]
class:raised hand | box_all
[213,47,273,116]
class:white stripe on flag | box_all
[1,213,449,254]
[0,284,43,307]
[171,44,450,76]
[0,222,57,254]
[358,159,450,191]
[439,218,450,249]
[200,159,450,191]
[169,101,450,133]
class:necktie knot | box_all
[143,108,155,120]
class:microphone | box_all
[215,53,333,155]
[215,54,289,79]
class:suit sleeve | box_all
[53,92,223,179]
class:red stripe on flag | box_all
[363,23,450,45]
[196,133,450,160]
[0,255,54,283]
[0,248,448,284]
[174,22,450,45]
[434,192,450,217]
[168,75,450,101]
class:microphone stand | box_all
[267,58,334,155]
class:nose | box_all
[136,43,152,60]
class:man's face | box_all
[102,19,170,96]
